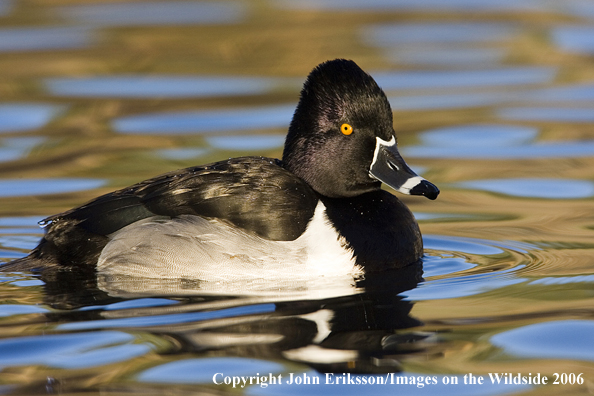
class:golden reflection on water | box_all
[1,0,594,395]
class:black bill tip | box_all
[410,179,440,200]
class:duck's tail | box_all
[0,254,53,272]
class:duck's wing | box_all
[34,157,318,267]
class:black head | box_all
[282,59,439,200]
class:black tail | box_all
[0,254,55,272]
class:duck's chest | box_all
[320,191,423,271]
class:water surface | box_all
[0,27,95,52]
[0,1,593,395]
[55,1,247,26]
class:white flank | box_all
[97,201,362,298]
[299,201,360,276]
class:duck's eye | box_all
[340,123,353,136]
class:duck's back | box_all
[18,157,319,269]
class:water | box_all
[1,1,593,395]
[0,27,95,52]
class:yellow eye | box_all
[341,123,353,135]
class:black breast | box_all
[320,191,423,271]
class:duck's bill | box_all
[369,137,439,200]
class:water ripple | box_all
[0,178,105,197]
[206,135,285,151]
[491,320,594,361]
[0,331,151,368]
[528,274,594,285]
[45,76,288,98]
[499,107,594,122]
[155,148,209,160]
[0,304,48,318]
[389,91,509,110]
[456,178,594,199]
[0,137,46,163]
[527,83,594,102]
[364,23,518,45]
[374,67,556,90]
[277,0,542,12]
[138,357,284,384]
[0,104,65,132]
[56,1,247,27]
[409,235,539,301]
[0,0,12,16]
[58,303,276,331]
[389,48,506,67]
[113,105,295,135]
[402,124,594,159]
[0,26,94,52]
[552,25,594,55]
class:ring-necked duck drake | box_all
[2,59,438,280]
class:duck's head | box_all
[283,59,439,200]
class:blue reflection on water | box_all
[402,270,524,301]
[0,178,105,197]
[528,275,594,285]
[59,304,276,331]
[0,216,44,257]
[552,25,594,54]
[499,107,594,122]
[365,23,518,45]
[456,178,594,199]
[114,105,295,135]
[414,212,480,222]
[373,68,556,90]
[389,92,510,110]
[402,124,594,159]
[406,140,594,159]
[78,297,179,312]
[365,23,515,68]
[0,27,94,52]
[527,83,594,102]
[390,48,506,67]
[418,125,538,147]
[0,305,48,318]
[105,298,178,311]
[0,331,150,368]
[0,137,46,163]
[563,1,594,19]
[0,0,12,16]
[0,216,40,227]
[138,357,284,384]
[424,234,507,255]
[45,76,285,98]
[0,239,41,258]
[206,135,285,151]
[404,235,534,300]
[491,320,594,361]
[421,255,476,278]
[0,104,64,132]
[156,148,210,160]
[276,0,541,11]
[56,1,246,26]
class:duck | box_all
[2,59,439,281]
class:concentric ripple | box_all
[405,235,541,301]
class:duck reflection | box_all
[38,262,428,374]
